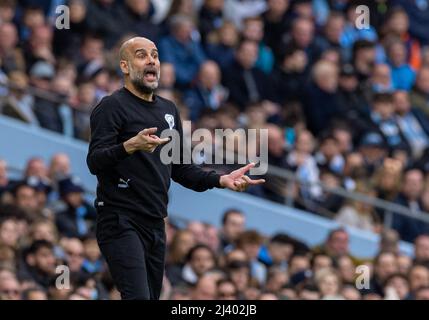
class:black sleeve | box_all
[86,95,130,175]
[171,106,222,192]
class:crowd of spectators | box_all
[1,0,429,299]
[1,156,429,300]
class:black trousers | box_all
[96,210,166,300]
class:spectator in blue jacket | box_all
[340,2,378,54]
[159,14,206,89]
[205,20,238,69]
[387,39,416,91]
[184,60,228,121]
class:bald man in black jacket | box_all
[87,37,264,300]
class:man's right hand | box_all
[123,127,170,154]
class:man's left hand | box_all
[219,163,265,192]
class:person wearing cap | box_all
[55,177,96,238]
[29,61,64,133]
[358,131,389,176]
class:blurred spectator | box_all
[72,81,97,140]
[410,67,429,117]
[216,278,238,300]
[0,71,37,125]
[414,234,429,265]
[166,229,196,285]
[186,221,206,245]
[29,61,63,133]
[159,62,176,89]
[0,0,16,24]
[184,60,227,121]
[366,92,409,152]
[23,23,55,68]
[53,0,90,60]
[242,16,274,74]
[0,273,21,300]
[227,260,253,297]
[222,39,275,110]
[353,40,377,83]
[258,233,294,270]
[116,0,159,43]
[76,33,105,82]
[286,130,321,203]
[55,177,96,238]
[393,90,429,159]
[219,209,245,252]
[0,217,19,249]
[358,131,389,177]
[191,273,218,300]
[386,39,416,90]
[384,273,410,299]
[86,0,123,49]
[379,229,400,255]
[11,182,39,219]
[205,21,238,69]
[409,264,429,293]
[280,17,325,67]
[81,236,104,274]
[303,60,340,135]
[395,0,429,46]
[235,230,266,285]
[320,12,346,61]
[180,244,216,285]
[262,0,291,58]
[392,168,429,242]
[19,5,45,42]
[315,133,345,175]
[313,228,351,260]
[315,267,343,300]
[198,0,224,44]
[273,46,308,104]
[365,251,398,297]
[0,22,25,73]
[381,7,421,71]
[48,153,71,189]
[336,64,369,136]
[335,181,381,232]
[159,14,206,89]
[18,240,56,289]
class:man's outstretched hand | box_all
[123,127,170,154]
[219,163,265,192]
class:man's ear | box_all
[26,253,35,267]
[120,60,129,75]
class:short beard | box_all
[131,77,156,94]
[129,65,159,95]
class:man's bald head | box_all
[119,37,155,61]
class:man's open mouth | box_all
[144,69,158,81]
